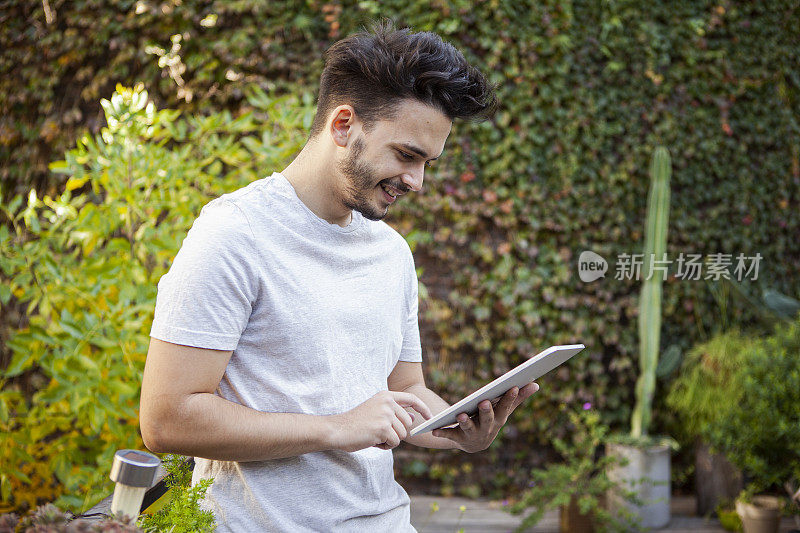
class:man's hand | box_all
[431,382,540,453]
[329,391,433,452]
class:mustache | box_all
[380,180,410,194]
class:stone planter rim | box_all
[735,495,783,517]
[607,441,672,455]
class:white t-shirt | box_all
[149,172,421,532]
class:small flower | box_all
[459,505,467,512]
[583,402,592,410]
[502,499,509,507]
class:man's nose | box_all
[400,165,425,192]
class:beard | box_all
[336,137,402,221]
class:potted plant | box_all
[707,319,800,533]
[507,407,639,532]
[606,146,676,529]
[734,493,783,533]
[666,330,754,514]
[716,500,744,532]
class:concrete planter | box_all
[735,495,782,533]
[606,442,671,529]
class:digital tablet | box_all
[408,344,585,437]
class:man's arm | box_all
[139,338,432,461]
[388,361,539,453]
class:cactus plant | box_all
[631,146,671,438]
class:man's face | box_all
[334,99,452,221]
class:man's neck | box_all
[281,145,353,227]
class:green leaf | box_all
[0,396,9,424]
[0,283,10,305]
[106,380,136,397]
[78,354,100,374]
[90,335,118,349]
[49,160,71,174]
[4,350,35,377]
[8,195,23,214]
[763,290,800,320]
[655,344,682,378]
[1,473,11,502]
[59,320,85,340]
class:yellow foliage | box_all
[1,441,62,513]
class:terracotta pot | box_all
[735,496,782,533]
[559,495,596,533]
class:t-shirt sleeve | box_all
[149,199,260,351]
[398,246,423,363]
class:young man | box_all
[139,20,540,532]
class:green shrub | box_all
[667,322,800,498]
[665,329,757,442]
[707,319,800,494]
[0,84,314,513]
[507,408,639,532]
[138,455,215,533]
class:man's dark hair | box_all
[308,19,498,139]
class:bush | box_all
[665,329,757,442]
[138,455,215,533]
[0,84,314,513]
[707,319,800,494]
[507,407,639,532]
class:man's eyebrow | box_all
[397,143,441,161]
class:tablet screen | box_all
[408,344,585,437]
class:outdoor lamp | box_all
[109,449,160,519]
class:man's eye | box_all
[398,150,433,168]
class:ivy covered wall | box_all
[2,0,798,507]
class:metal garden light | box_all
[109,449,160,519]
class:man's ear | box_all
[329,106,356,148]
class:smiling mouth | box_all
[380,183,407,204]
[380,184,398,198]
[380,183,405,199]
